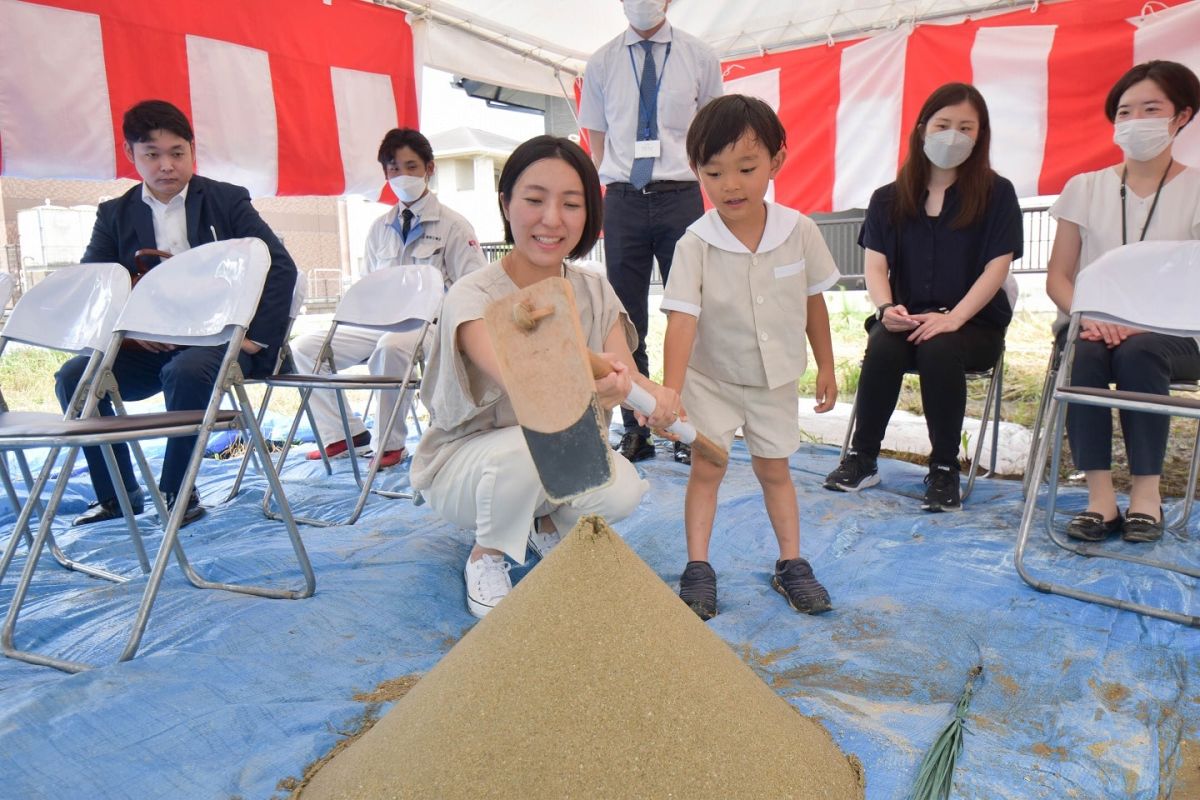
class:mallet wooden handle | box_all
[587,352,728,469]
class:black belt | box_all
[609,180,698,194]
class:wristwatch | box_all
[876,302,896,321]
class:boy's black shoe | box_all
[772,558,832,615]
[823,451,879,492]
[679,560,718,620]
[921,463,962,512]
[615,430,655,462]
[673,441,691,465]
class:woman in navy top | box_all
[824,82,1023,512]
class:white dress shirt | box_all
[141,183,190,255]
[578,21,723,185]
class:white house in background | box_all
[428,127,520,244]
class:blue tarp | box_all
[0,426,1197,799]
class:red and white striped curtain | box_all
[721,0,1200,211]
[0,0,418,197]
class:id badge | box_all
[634,139,661,159]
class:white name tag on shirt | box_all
[773,260,806,278]
[634,139,662,159]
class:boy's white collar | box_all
[687,202,799,254]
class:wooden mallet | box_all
[512,297,729,470]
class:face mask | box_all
[389,175,427,204]
[922,129,975,170]
[624,0,666,31]
[1113,117,1174,162]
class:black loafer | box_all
[72,487,145,526]
[1066,510,1123,542]
[159,489,206,528]
[1123,508,1164,543]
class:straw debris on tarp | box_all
[909,662,985,800]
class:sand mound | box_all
[300,515,864,799]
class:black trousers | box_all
[1064,331,1200,475]
[851,320,1005,467]
[55,345,272,501]
[602,182,704,435]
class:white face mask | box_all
[624,0,666,31]
[1113,117,1175,162]
[922,128,976,170]
[389,174,427,204]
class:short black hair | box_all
[123,100,193,145]
[1105,60,1200,129]
[497,135,602,261]
[686,94,786,167]
[377,128,435,166]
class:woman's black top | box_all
[858,175,1024,329]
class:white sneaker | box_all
[527,517,563,559]
[464,553,512,618]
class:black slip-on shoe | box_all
[1066,510,1123,542]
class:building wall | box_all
[432,154,505,242]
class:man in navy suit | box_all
[55,99,298,527]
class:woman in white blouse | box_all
[1046,60,1200,544]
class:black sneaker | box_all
[921,463,962,512]
[673,441,691,465]
[823,451,879,492]
[615,430,656,462]
[679,561,717,620]
[772,557,832,615]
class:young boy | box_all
[661,95,839,620]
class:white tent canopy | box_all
[388,0,1042,96]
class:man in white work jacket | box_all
[291,128,487,468]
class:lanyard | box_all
[1120,158,1172,245]
[628,41,671,138]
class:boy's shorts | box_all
[681,367,799,459]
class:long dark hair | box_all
[894,83,994,229]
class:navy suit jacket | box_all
[82,175,298,364]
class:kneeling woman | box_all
[410,136,679,618]
[824,83,1023,511]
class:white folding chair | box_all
[0,273,13,313]
[0,239,314,672]
[223,271,313,502]
[0,263,134,585]
[1023,339,1200,531]
[262,263,443,526]
[1016,240,1200,626]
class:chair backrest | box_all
[1072,240,1200,337]
[0,272,13,312]
[333,263,444,331]
[291,271,308,319]
[0,263,131,354]
[114,238,271,346]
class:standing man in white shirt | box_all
[291,128,487,469]
[579,0,722,465]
